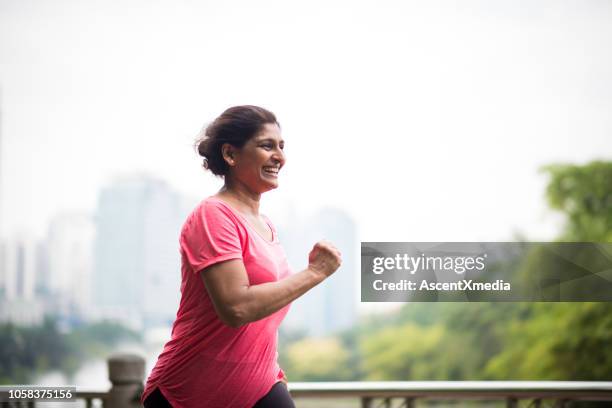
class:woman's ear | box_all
[221,143,235,166]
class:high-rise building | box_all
[0,234,44,325]
[92,174,192,329]
[46,212,95,319]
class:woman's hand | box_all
[308,240,342,279]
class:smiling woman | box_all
[140,105,342,408]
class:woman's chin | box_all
[264,181,279,192]
[252,181,278,194]
[264,182,279,191]
[260,177,279,191]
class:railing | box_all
[2,355,612,407]
[289,381,612,407]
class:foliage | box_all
[0,318,141,384]
[542,161,612,242]
[0,317,70,384]
[483,161,612,380]
[285,337,351,381]
[485,303,612,380]
[360,323,446,380]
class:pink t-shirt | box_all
[141,196,292,408]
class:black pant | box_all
[143,388,172,408]
[143,382,295,408]
[253,382,295,408]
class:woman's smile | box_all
[262,166,280,177]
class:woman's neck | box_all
[217,182,261,216]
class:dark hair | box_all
[195,105,280,176]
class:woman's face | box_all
[225,123,286,193]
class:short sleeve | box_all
[180,201,243,273]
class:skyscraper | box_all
[0,234,44,325]
[92,174,192,329]
[46,212,95,319]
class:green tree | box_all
[285,337,351,381]
[543,161,612,242]
[0,317,70,383]
[0,318,141,384]
[487,161,612,381]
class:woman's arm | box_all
[200,240,341,328]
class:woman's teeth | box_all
[263,167,279,175]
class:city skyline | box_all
[0,172,363,332]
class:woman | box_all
[141,105,342,408]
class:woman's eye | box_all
[261,144,273,150]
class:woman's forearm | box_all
[201,241,341,328]
[234,268,326,326]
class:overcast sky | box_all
[1,0,611,242]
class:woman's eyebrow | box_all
[256,137,284,144]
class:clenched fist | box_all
[308,240,342,279]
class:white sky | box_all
[1,0,611,241]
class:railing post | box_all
[105,354,145,408]
[361,396,373,408]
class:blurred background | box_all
[0,0,611,406]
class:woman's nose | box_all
[272,149,285,164]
